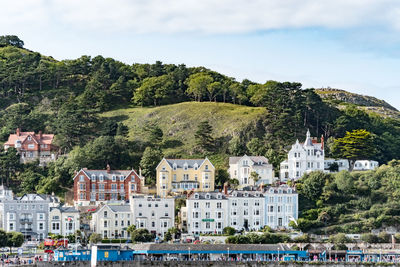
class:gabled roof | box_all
[50,206,79,213]
[73,168,140,181]
[229,190,264,198]
[157,158,214,170]
[4,130,55,146]
[19,193,59,202]
[229,155,270,165]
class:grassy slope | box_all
[102,102,266,157]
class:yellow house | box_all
[156,158,215,197]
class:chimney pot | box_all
[16,128,21,136]
[106,164,111,173]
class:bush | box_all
[223,226,236,236]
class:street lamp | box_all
[227,247,230,261]
[278,247,280,262]
[188,247,191,260]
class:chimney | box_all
[106,164,111,173]
[223,182,228,195]
[16,128,20,136]
[321,135,324,150]
[259,182,264,192]
[74,170,77,176]
[139,167,142,178]
[39,130,43,139]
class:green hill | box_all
[102,102,266,157]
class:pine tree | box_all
[194,120,215,153]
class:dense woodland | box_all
[1,35,400,233]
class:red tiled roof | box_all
[4,131,55,146]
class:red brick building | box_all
[73,165,144,206]
[4,128,58,165]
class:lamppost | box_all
[227,247,230,261]
[188,247,191,261]
[278,247,280,261]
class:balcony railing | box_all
[20,218,33,224]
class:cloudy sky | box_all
[1,0,400,109]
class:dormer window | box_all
[27,136,31,141]
[112,175,116,181]
[194,193,199,199]
[244,192,249,197]
[205,193,210,199]
[91,174,96,181]
[278,189,282,194]
[183,163,188,171]
[233,192,237,197]
[173,164,177,170]
[269,189,274,193]
[99,175,103,182]
[120,175,124,181]
[217,193,222,199]
[194,163,198,170]
[288,189,292,194]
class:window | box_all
[92,184,96,190]
[28,144,34,149]
[115,220,118,227]
[205,212,210,219]
[37,213,45,220]
[99,175,104,182]
[194,202,199,208]
[183,174,189,181]
[243,200,248,206]
[152,221,155,227]
[193,212,199,219]
[231,200,237,206]
[9,223,14,231]
[120,175,124,181]
[112,175,116,181]
[52,222,60,231]
[205,222,210,229]
[184,164,188,170]
[217,222,222,229]
[38,222,44,231]
[120,184,124,190]
[79,183,86,190]
[131,184,136,191]
[205,165,208,170]
[111,184,117,191]
[92,175,97,181]
[194,222,199,228]
[8,213,15,220]
[217,202,222,209]
[269,206,274,212]
[79,175,85,182]
[164,212,169,217]
[104,221,108,227]
[243,209,248,216]
[79,193,86,200]
[296,162,300,168]
[27,136,32,141]
[104,211,108,218]
[217,212,222,219]
[165,203,168,207]
[173,174,177,182]
[205,202,210,208]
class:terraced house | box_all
[73,165,144,206]
[156,158,215,197]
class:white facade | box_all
[91,204,132,239]
[324,158,350,172]
[130,196,175,238]
[186,192,228,235]
[264,185,298,229]
[353,160,379,171]
[280,130,324,180]
[49,206,80,237]
[228,191,264,231]
[229,155,274,188]
[0,193,60,241]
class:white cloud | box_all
[2,0,400,34]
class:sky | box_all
[1,0,400,109]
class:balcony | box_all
[20,218,33,224]
[20,228,33,233]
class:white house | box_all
[91,204,132,239]
[280,130,324,180]
[130,195,175,238]
[353,160,379,171]
[49,206,80,237]
[228,191,264,231]
[229,155,274,188]
[186,192,228,236]
[264,185,298,229]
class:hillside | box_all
[315,88,400,118]
[102,102,266,157]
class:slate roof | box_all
[229,190,264,198]
[188,192,227,200]
[264,185,297,194]
[51,206,79,213]
[165,159,206,168]
[76,168,139,181]
[108,204,131,213]
[229,155,270,165]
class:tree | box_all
[89,233,102,244]
[0,230,7,247]
[194,120,214,153]
[131,229,153,243]
[127,225,136,236]
[186,73,213,101]
[6,232,24,250]
[250,171,260,184]
[300,171,331,202]
[246,138,266,156]
[334,171,354,194]
[332,129,376,170]
[215,169,229,188]
[133,75,174,106]
[140,147,163,185]
[206,81,221,102]
[144,123,163,148]
[223,226,236,236]
[0,35,24,48]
